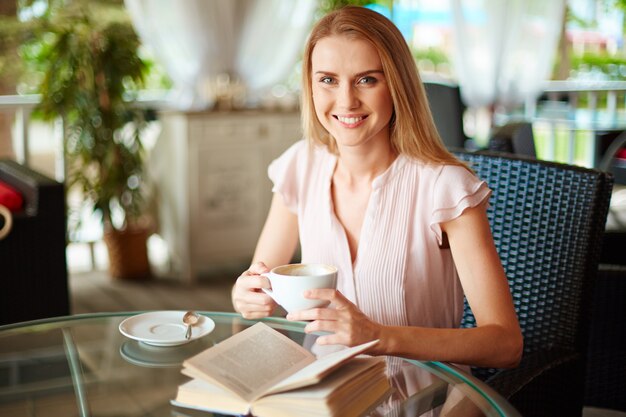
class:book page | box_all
[265,339,379,395]
[182,322,315,402]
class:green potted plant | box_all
[30,4,152,279]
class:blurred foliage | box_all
[413,47,449,67]
[317,0,392,17]
[318,0,375,14]
[0,12,35,91]
[22,0,151,230]
[560,0,626,81]
[0,0,170,94]
[606,0,626,13]
[571,52,626,79]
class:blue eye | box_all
[358,76,376,85]
[320,76,334,84]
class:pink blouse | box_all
[268,140,491,331]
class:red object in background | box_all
[616,149,626,160]
[0,181,23,211]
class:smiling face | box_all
[311,35,394,151]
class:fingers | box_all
[286,308,347,345]
[247,261,270,275]
[237,273,271,291]
[285,289,351,321]
[232,262,276,318]
[284,290,382,349]
[233,294,276,319]
[233,281,275,309]
[315,332,346,346]
[287,306,339,322]
[236,262,273,290]
[304,288,352,306]
[235,286,274,306]
[301,313,363,347]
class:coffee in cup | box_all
[263,263,337,313]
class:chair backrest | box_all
[487,122,536,157]
[424,81,468,149]
[453,151,613,377]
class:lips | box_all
[334,115,368,126]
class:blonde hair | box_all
[301,6,464,166]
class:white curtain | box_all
[451,0,565,109]
[124,0,317,110]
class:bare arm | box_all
[288,204,523,369]
[231,193,299,318]
[379,203,522,367]
[252,193,299,267]
[443,203,522,366]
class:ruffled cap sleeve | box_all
[430,165,492,244]
[267,140,305,213]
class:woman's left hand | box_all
[286,289,384,352]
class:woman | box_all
[231,5,522,370]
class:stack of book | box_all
[172,322,391,417]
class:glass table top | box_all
[0,312,520,417]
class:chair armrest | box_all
[485,348,578,397]
[484,348,584,417]
[0,159,64,219]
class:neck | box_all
[334,141,396,186]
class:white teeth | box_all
[337,116,363,124]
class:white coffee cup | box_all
[263,263,338,313]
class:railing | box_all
[493,80,626,167]
[0,91,170,181]
[525,80,626,119]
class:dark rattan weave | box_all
[0,159,69,325]
[585,263,626,412]
[587,230,626,413]
[453,151,613,417]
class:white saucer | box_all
[119,311,215,347]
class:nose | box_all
[337,82,359,109]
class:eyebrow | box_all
[314,69,385,78]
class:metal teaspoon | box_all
[183,311,200,340]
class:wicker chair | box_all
[0,159,69,325]
[453,151,614,417]
[585,263,626,412]
[584,229,626,412]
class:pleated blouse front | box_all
[268,140,491,331]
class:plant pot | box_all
[103,226,151,280]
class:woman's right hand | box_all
[231,262,278,319]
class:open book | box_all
[172,322,391,417]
